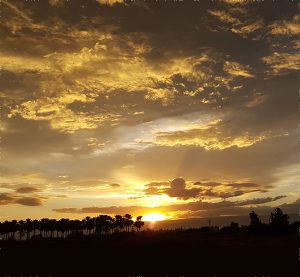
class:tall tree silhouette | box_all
[248,211,263,233]
[249,211,261,226]
[25,219,33,240]
[114,215,125,232]
[84,216,95,235]
[269,208,289,234]
[96,215,113,235]
[32,219,39,237]
[134,216,144,231]
[11,220,18,240]
[18,220,25,241]
[58,218,69,238]
[124,214,134,232]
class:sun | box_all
[143,213,168,222]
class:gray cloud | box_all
[236,195,286,206]
[0,193,44,206]
[143,178,268,201]
[15,186,40,193]
[53,196,295,218]
[165,178,200,200]
[14,197,43,206]
[110,183,121,188]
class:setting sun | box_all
[143,213,169,222]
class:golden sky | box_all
[0,0,299,222]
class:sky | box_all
[0,0,299,223]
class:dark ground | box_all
[0,231,299,277]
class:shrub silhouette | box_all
[220,222,240,234]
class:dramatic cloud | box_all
[262,52,300,75]
[269,14,300,36]
[0,0,298,221]
[151,119,267,150]
[207,6,264,38]
[143,178,269,201]
[223,61,254,78]
[165,178,200,200]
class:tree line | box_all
[0,208,298,241]
[246,207,293,234]
[204,208,297,235]
[0,213,144,241]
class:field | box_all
[0,229,298,277]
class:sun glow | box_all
[143,213,169,222]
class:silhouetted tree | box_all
[25,219,33,240]
[114,215,125,232]
[220,222,240,234]
[1,221,10,240]
[10,220,18,240]
[1,220,17,240]
[124,214,134,232]
[18,220,25,241]
[40,218,51,238]
[269,208,289,234]
[230,222,239,231]
[84,217,95,235]
[0,222,2,240]
[248,211,263,234]
[32,219,39,237]
[249,211,261,226]
[49,219,57,238]
[0,209,296,242]
[58,218,69,238]
[134,216,144,231]
[96,215,114,235]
